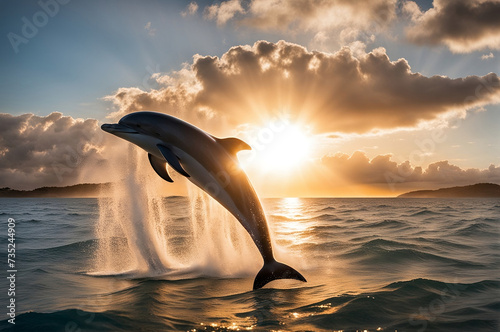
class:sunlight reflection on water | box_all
[272,198,313,247]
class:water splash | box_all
[93,145,260,279]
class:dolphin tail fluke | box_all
[253,261,307,290]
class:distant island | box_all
[2,182,500,198]
[398,183,500,198]
[0,183,111,198]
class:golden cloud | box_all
[107,40,500,134]
[195,0,396,34]
[320,151,500,185]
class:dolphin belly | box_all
[170,147,250,230]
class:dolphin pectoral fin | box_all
[156,144,190,178]
[215,137,252,156]
[253,261,307,290]
[148,153,173,182]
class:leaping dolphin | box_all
[101,111,306,289]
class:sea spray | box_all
[185,186,260,277]
[94,145,171,275]
[94,144,261,278]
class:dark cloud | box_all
[0,112,106,189]
[405,0,500,52]
[107,40,500,134]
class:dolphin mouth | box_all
[101,123,139,134]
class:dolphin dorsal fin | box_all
[216,137,252,155]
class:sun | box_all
[240,121,312,174]
[261,124,311,171]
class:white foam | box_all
[93,145,261,279]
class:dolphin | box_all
[101,111,306,289]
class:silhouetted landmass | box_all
[0,183,111,198]
[398,183,500,198]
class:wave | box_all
[339,208,368,213]
[375,204,390,208]
[407,209,440,217]
[309,225,344,233]
[31,268,52,274]
[349,235,379,243]
[360,238,418,250]
[24,238,99,253]
[345,218,364,222]
[311,213,341,221]
[455,223,496,236]
[1,278,498,332]
[407,236,473,250]
[340,241,483,267]
[293,279,499,332]
[361,219,407,228]
[469,217,498,223]
[0,309,194,332]
[22,238,128,260]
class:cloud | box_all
[2,111,497,194]
[0,112,500,196]
[144,22,156,36]
[200,0,396,36]
[319,151,500,186]
[250,150,500,196]
[405,0,500,53]
[181,2,199,17]
[481,52,495,60]
[0,112,107,190]
[204,0,245,26]
[106,40,500,134]
[244,0,396,33]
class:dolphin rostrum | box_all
[101,111,306,289]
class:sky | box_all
[0,0,499,196]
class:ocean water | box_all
[0,197,499,331]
